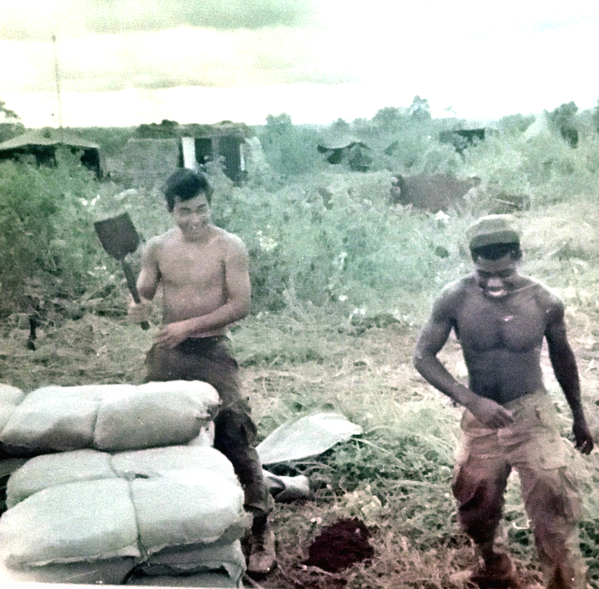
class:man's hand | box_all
[155,321,189,349]
[128,298,152,324]
[466,396,515,429]
[573,419,594,455]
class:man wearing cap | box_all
[413,214,593,588]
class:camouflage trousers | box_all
[452,390,585,589]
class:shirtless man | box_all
[128,168,275,575]
[413,214,593,589]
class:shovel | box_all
[94,212,150,330]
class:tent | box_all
[317,139,372,171]
[0,129,101,178]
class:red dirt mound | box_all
[303,518,374,573]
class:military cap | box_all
[467,214,521,250]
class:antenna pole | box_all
[52,34,63,128]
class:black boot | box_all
[247,515,276,576]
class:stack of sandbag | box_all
[0,382,251,587]
[0,381,220,455]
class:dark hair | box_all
[470,242,522,262]
[163,168,213,212]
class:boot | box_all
[247,515,277,576]
[471,552,521,588]
[263,471,311,502]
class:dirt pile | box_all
[303,518,374,573]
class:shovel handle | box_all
[122,260,150,331]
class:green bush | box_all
[0,154,109,317]
[457,123,599,208]
[213,172,472,316]
[256,114,324,176]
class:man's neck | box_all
[178,224,217,244]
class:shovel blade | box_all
[94,212,140,261]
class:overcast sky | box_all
[1,0,598,129]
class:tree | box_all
[264,113,294,139]
[260,113,320,175]
[135,119,180,139]
[329,118,351,136]
[373,107,405,129]
[0,100,25,143]
[498,113,535,135]
[548,102,579,147]
[407,96,431,121]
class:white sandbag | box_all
[0,386,99,453]
[137,540,246,583]
[0,382,220,455]
[132,472,249,554]
[0,479,140,566]
[188,421,215,447]
[94,381,221,452]
[0,556,136,585]
[0,384,25,432]
[6,449,116,508]
[8,446,239,508]
[126,571,241,587]
[0,458,27,482]
[111,445,238,485]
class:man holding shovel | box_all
[128,168,276,576]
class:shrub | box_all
[213,172,472,316]
[0,155,108,317]
[256,114,324,176]
[0,100,25,144]
[456,121,599,210]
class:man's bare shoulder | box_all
[214,227,245,245]
[147,228,178,245]
[212,227,248,256]
[524,276,565,318]
[435,275,475,306]
[423,276,473,325]
[142,228,178,255]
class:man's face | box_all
[172,193,211,241]
[474,254,519,299]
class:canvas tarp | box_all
[257,411,363,465]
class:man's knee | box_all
[524,468,581,529]
[214,403,258,454]
[452,465,508,542]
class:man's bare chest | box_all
[158,247,225,287]
[455,295,546,353]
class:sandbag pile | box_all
[0,381,220,455]
[0,382,251,587]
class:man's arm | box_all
[155,237,251,348]
[413,288,514,428]
[545,299,594,454]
